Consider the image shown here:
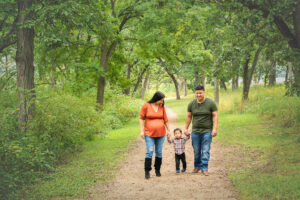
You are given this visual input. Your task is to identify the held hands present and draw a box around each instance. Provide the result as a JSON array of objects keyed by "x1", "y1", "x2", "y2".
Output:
[
  {"x1": 167, "y1": 130, "x2": 171, "y2": 139},
  {"x1": 184, "y1": 129, "x2": 190, "y2": 137}
]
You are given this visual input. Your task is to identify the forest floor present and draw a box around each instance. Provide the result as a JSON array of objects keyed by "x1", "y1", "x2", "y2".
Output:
[{"x1": 89, "y1": 107, "x2": 238, "y2": 200}]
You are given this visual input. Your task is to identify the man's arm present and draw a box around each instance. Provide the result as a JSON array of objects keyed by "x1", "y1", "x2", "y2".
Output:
[
  {"x1": 212, "y1": 111, "x2": 218, "y2": 137},
  {"x1": 184, "y1": 112, "x2": 192, "y2": 136}
]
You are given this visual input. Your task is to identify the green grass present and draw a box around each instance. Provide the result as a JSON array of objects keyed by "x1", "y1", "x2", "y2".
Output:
[
  {"x1": 20, "y1": 85, "x2": 300, "y2": 200},
  {"x1": 166, "y1": 85, "x2": 300, "y2": 200},
  {"x1": 20, "y1": 119, "x2": 140, "y2": 200},
  {"x1": 220, "y1": 113, "x2": 300, "y2": 200}
]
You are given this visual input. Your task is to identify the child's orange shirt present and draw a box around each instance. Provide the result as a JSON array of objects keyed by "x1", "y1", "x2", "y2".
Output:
[{"x1": 140, "y1": 103, "x2": 168, "y2": 137}]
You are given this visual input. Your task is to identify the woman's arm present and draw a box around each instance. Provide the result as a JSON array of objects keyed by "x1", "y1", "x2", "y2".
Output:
[
  {"x1": 165, "y1": 121, "x2": 171, "y2": 138},
  {"x1": 139, "y1": 119, "x2": 145, "y2": 139}
]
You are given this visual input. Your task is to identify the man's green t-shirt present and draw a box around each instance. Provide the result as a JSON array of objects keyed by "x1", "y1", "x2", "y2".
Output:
[{"x1": 187, "y1": 98, "x2": 218, "y2": 134}]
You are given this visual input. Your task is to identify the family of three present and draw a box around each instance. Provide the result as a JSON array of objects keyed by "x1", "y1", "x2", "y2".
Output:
[{"x1": 139, "y1": 85, "x2": 218, "y2": 179}]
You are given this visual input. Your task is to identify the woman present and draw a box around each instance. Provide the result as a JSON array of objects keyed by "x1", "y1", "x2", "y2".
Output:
[{"x1": 140, "y1": 91, "x2": 170, "y2": 179}]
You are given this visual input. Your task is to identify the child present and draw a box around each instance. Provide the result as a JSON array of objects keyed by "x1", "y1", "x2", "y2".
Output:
[{"x1": 167, "y1": 128, "x2": 190, "y2": 174}]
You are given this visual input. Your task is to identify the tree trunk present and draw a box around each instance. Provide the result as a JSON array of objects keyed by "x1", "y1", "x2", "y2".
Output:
[
  {"x1": 235, "y1": 75, "x2": 239, "y2": 88},
  {"x1": 163, "y1": 65, "x2": 180, "y2": 100},
  {"x1": 51, "y1": 64, "x2": 56, "y2": 91},
  {"x1": 268, "y1": 59, "x2": 276, "y2": 86},
  {"x1": 220, "y1": 79, "x2": 227, "y2": 91},
  {"x1": 285, "y1": 65, "x2": 288, "y2": 83},
  {"x1": 242, "y1": 47, "x2": 262, "y2": 101},
  {"x1": 97, "y1": 42, "x2": 116, "y2": 110},
  {"x1": 202, "y1": 74, "x2": 206, "y2": 87},
  {"x1": 292, "y1": 0, "x2": 300, "y2": 95},
  {"x1": 213, "y1": 39, "x2": 219, "y2": 103},
  {"x1": 242, "y1": 58, "x2": 251, "y2": 101},
  {"x1": 288, "y1": 62, "x2": 293, "y2": 88},
  {"x1": 195, "y1": 71, "x2": 199, "y2": 87},
  {"x1": 140, "y1": 72, "x2": 149, "y2": 100},
  {"x1": 124, "y1": 60, "x2": 138, "y2": 95},
  {"x1": 16, "y1": 0, "x2": 35, "y2": 131},
  {"x1": 183, "y1": 79, "x2": 187, "y2": 96},
  {"x1": 132, "y1": 64, "x2": 149, "y2": 96},
  {"x1": 214, "y1": 78, "x2": 219, "y2": 104}
]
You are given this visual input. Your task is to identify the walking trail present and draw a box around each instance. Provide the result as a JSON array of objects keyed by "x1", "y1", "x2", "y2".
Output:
[{"x1": 90, "y1": 107, "x2": 237, "y2": 200}]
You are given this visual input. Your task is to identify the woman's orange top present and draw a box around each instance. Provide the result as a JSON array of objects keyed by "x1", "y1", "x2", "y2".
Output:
[{"x1": 140, "y1": 102, "x2": 168, "y2": 137}]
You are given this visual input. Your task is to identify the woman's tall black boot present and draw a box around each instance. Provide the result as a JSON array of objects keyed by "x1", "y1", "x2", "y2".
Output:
[
  {"x1": 154, "y1": 157, "x2": 162, "y2": 177},
  {"x1": 144, "y1": 158, "x2": 152, "y2": 179}
]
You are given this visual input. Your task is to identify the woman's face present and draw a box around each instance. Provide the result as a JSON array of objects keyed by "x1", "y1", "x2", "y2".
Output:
[{"x1": 154, "y1": 98, "x2": 164, "y2": 105}]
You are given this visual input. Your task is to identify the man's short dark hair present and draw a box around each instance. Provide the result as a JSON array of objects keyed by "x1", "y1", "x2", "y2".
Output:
[{"x1": 195, "y1": 85, "x2": 205, "y2": 91}]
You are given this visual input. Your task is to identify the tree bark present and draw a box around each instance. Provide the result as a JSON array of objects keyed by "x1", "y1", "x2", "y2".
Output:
[
  {"x1": 195, "y1": 71, "x2": 199, "y2": 87},
  {"x1": 140, "y1": 72, "x2": 149, "y2": 100},
  {"x1": 268, "y1": 59, "x2": 276, "y2": 86},
  {"x1": 202, "y1": 74, "x2": 206, "y2": 87},
  {"x1": 124, "y1": 60, "x2": 138, "y2": 95},
  {"x1": 16, "y1": 0, "x2": 35, "y2": 131},
  {"x1": 183, "y1": 79, "x2": 187, "y2": 96},
  {"x1": 132, "y1": 64, "x2": 149, "y2": 96},
  {"x1": 288, "y1": 62, "x2": 293, "y2": 88},
  {"x1": 242, "y1": 47, "x2": 262, "y2": 101},
  {"x1": 220, "y1": 79, "x2": 227, "y2": 91},
  {"x1": 97, "y1": 42, "x2": 116, "y2": 110},
  {"x1": 163, "y1": 65, "x2": 180, "y2": 100},
  {"x1": 214, "y1": 78, "x2": 219, "y2": 104},
  {"x1": 51, "y1": 64, "x2": 56, "y2": 91}
]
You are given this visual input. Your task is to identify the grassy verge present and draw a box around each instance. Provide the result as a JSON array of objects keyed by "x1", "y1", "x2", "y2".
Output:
[
  {"x1": 166, "y1": 86, "x2": 300, "y2": 200},
  {"x1": 20, "y1": 118, "x2": 140, "y2": 200},
  {"x1": 218, "y1": 113, "x2": 300, "y2": 200}
]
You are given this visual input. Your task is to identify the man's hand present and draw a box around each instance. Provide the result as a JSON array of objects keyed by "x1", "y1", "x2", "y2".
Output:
[
  {"x1": 140, "y1": 132, "x2": 145, "y2": 139},
  {"x1": 212, "y1": 129, "x2": 217, "y2": 137},
  {"x1": 184, "y1": 129, "x2": 190, "y2": 136}
]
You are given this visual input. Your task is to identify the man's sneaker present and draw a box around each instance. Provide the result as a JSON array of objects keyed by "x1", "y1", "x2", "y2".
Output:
[
  {"x1": 202, "y1": 170, "x2": 209, "y2": 176},
  {"x1": 176, "y1": 170, "x2": 180, "y2": 174},
  {"x1": 192, "y1": 168, "x2": 200, "y2": 173},
  {"x1": 181, "y1": 168, "x2": 186, "y2": 173}
]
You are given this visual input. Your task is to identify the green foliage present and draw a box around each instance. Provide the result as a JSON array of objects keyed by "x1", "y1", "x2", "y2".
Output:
[
  {"x1": 0, "y1": 88, "x2": 141, "y2": 199},
  {"x1": 101, "y1": 89, "x2": 143, "y2": 131},
  {"x1": 243, "y1": 85, "x2": 300, "y2": 128},
  {"x1": 32, "y1": 91, "x2": 103, "y2": 155},
  {"x1": 21, "y1": 119, "x2": 140, "y2": 199}
]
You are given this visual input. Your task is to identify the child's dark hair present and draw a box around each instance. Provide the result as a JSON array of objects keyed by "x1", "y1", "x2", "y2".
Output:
[
  {"x1": 148, "y1": 91, "x2": 165, "y2": 106},
  {"x1": 173, "y1": 128, "x2": 182, "y2": 134}
]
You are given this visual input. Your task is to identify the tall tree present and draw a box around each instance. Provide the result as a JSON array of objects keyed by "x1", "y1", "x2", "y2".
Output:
[{"x1": 16, "y1": 0, "x2": 35, "y2": 131}]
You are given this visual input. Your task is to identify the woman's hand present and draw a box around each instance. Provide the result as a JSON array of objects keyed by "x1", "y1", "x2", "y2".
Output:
[
  {"x1": 167, "y1": 130, "x2": 171, "y2": 139},
  {"x1": 140, "y1": 132, "x2": 145, "y2": 139}
]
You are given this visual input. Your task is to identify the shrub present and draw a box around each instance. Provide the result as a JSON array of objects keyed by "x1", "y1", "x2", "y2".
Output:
[{"x1": 0, "y1": 91, "x2": 102, "y2": 199}]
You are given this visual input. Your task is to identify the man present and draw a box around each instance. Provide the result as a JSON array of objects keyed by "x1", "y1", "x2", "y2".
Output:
[{"x1": 184, "y1": 85, "x2": 218, "y2": 176}]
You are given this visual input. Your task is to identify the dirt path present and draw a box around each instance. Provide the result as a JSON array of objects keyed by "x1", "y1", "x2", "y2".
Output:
[{"x1": 90, "y1": 107, "x2": 237, "y2": 200}]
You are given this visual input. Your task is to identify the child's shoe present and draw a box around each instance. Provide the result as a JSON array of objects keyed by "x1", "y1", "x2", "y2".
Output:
[
  {"x1": 176, "y1": 170, "x2": 180, "y2": 174},
  {"x1": 181, "y1": 168, "x2": 186, "y2": 173}
]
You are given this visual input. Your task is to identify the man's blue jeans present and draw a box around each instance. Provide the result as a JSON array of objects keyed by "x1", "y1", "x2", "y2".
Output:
[
  {"x1": 191, "y1": 132, "x2": 212, "y2": 170},
  {"x1": 144, "y1": 135, "x2": 166, "y2": 158}
]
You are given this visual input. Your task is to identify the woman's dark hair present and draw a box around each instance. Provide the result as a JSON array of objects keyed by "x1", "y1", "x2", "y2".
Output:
[{"x1": 148, "y1": 91, "x2": 165, "y2": 106}]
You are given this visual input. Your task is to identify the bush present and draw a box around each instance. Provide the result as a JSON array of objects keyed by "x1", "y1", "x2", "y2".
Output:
[
  {"x1": 101, "y1": 91, "x2": 142, "y2": 132},
  {"x1": 0, "y1": 91, "x2": 103, "y2": 199},
  {"x1": 0, "y1": 88, "x2": 142, "y2": 199},
  {"x1": 245, "y1": 85, "x2": 300, "y2": 128}
]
